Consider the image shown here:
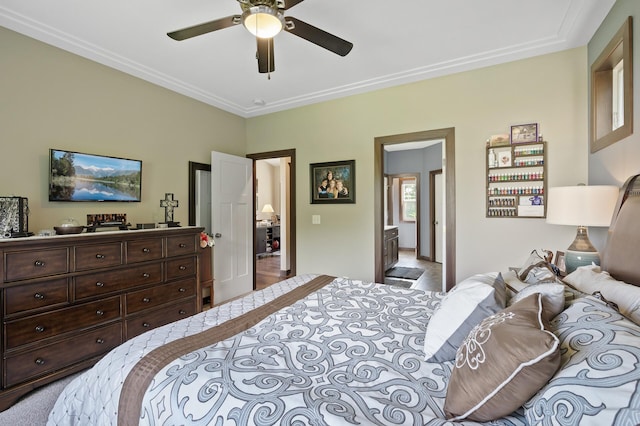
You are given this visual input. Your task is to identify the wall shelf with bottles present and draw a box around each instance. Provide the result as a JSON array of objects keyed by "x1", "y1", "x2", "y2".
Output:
[{"x1": 486, "y1": 141, "x2": 547, "y2": 218}]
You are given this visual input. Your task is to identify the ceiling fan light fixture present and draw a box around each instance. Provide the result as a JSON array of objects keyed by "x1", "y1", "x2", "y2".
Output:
[{"x1": 242, "y1": 6, "x2": 284, "y2": 38}]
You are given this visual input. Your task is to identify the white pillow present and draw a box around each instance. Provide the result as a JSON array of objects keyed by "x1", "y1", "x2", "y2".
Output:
[
  {"x1": 508, "y1": 282, "x2": 565, "y2": 321},
  {"x1": 564, "y1": 265, "x2": 640, "y2": 325},
  {"x1": 424, "y1": 273, "x2": 505, "y2": 362}
]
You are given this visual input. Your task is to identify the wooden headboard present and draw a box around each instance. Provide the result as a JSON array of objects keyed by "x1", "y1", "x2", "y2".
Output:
[{"x1": 601, "y1": 174, "x2": 640, "y2": 286}]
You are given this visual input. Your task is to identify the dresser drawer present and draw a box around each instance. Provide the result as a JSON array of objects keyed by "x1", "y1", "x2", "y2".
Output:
[
  {"x1": 126, "y1": 238, "x2": 164, "y2": 263},
  {"x1": 4, "y1": 278, "x2": 69, "y2": 316},
  {"x1": 126, "y1": 278, "x2": 196, "y2": 315},
  {"x1": 75, "y1": 242, "x2": 123, "y2": 271},
  {"x1": 4, "y1": 322, "x2": 122, "y2": 387},
  {"x1": 167, "y1": 235, "x2": 197, "y2": 257},
  {"x1": 4, "y1": 296, "x2": 121, "y2": 350},
  {"x1": 75, "y1": 263, "x2": 163, "y2": 300},
  {"x1": 166, "y1": 256, "x2": 197, "y2": 280},
  {"x1": 384, "y1": 227, "x2": 399, "y2": 239},
  {"x1": 126, "y1": 298, "x2": 196, "y2": 339},
  {"x1": 5, "y1": 248, "x2": 68, "y2": 281}
]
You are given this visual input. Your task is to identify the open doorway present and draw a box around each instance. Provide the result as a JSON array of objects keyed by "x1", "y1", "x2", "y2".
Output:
[
  {"x1": 374, "y1": 128, "x2": 456, "y2": 291},
  {"x1": 385, "y1": 173, "x2": 420, "y2": 258},
  {"x1": 247, "y1": 150, "x2": 296, "y2": 290}
]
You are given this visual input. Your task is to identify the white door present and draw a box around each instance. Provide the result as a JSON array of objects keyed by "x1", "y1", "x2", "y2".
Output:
[
  {"x1": 434, "y1": 172, "x2": 443, "y2": 263},
  {"x1": 211, "y1": 151, "x2": 253, "y2": 304}
]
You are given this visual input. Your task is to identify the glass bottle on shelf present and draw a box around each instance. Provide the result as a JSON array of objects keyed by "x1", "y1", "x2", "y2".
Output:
[{"x1": 488, "y1": 149, "x2": 497, "y2": 168}]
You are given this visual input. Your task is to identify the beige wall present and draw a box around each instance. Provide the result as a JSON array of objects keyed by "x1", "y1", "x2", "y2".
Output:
[
  {"x1": 247, "y1": 48, "x2": 589, "y2": 282},
  {"x1": 2, "y1": 25, "x2": 591, "y2": 284},
  {"x1": 255, "y1": 160, "x2": 280, "y2": 220},
  {"x1": 0, "y1": 27, "x2": 245, "y2": 232}
]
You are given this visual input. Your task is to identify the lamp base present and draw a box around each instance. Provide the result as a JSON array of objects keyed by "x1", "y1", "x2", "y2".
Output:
[
  {"x1": 565, "y1": 250, "x2": 600, "y2": 274},
  {"x1": 564, "y1": 226, "x2": 601, "y2": 274}
]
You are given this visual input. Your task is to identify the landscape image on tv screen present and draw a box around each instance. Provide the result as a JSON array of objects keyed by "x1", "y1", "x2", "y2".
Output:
[{"x1": 49, "y1": 149, "x2": 142, "y2": 202}]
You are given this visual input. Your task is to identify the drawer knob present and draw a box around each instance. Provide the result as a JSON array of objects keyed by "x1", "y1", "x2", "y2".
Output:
[
  {"x1": 34, "y1": 260, "x2": 46, "y2": 267},
  {"x1": 96, "y1": 254, "x2": 105, "y2": 259},
  {"x1": 96, "y1": 338, "x2": 105, "y2": 344},
  {"x1": 96, "y1": 282, "x2": 105, "y2": 287},
  {"x1": 179, "y1": 265, "x2": 187, "y2": 271},
  {"x1": 142, "y1": 248, "x2": 150, "y2": 253},
  {"x1": 96, "y1": 310, "x2": 104, "y2": 316},
  {"x1": 178, "y1": 287, "x2": 186, "y2": 293},
  {"x1": 142, "y1": 322, "x2": 150, "y2": 328},
  {"x1": 142, "y1": 273, "x2": 150, "y2": 278},
  {"x1": 34, "y1": 293, "x2": 45, "y2": 300},
  {"x1": 179, "y1": 310, "x2": 187, "y2": 315},
  {"x1": 179, "y1": 243, "x2": 187, "y2": 248},
  {"x1": 35, "y1": 325, "x2": 45, "y2": 333},
  {"x1": 142, "y1": 297, "x2": 151, "y2": 303},
  {"x1": 35, "y1": 358, "x2": 45, "y2": 366}
]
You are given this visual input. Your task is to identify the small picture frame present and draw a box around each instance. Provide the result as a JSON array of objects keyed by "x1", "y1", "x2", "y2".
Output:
[
  {"x1": 310, "y1": 160, "x2": 355, "y2": 204},
  {"x1": 489, "y1": 134, "x2": 510, "y2": 147},
  {"x1": 498, "y1": 150, "x2": 512, "y2": 167},
  {"x1": 511, "y1": 123, "x2": 538, "y2": 144},
  {"x1": 554, "y1": 251, "x2": 566, "y2": 274}
]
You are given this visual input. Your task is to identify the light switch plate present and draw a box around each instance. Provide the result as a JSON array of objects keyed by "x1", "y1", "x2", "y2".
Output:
[{"x1": 312, "y1": 215, "x2": 321, "y2": 225}]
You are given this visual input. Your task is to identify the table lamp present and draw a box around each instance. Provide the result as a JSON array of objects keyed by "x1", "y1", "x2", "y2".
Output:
[
  {"x1": 261, "y1": 204, "x2": 275, "y2": 223},
  {"x1": 546, "y1": 185, "x2": 618, "y2": 274}
]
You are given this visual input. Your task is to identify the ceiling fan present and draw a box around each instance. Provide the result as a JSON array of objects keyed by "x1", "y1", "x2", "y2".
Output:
[{"x1": 167, "y1": 0, "x2": 353, "y2": 75}]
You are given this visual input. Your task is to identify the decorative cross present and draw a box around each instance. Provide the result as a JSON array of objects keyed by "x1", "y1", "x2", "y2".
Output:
[{"x1": 160, "y1": 193, "x2": 179, "y2": 222}]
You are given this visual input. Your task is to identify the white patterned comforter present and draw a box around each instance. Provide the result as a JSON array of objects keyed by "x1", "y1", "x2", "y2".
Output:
[{"x1": 48, "y1": 275, "x2": 527, "y2": 425}]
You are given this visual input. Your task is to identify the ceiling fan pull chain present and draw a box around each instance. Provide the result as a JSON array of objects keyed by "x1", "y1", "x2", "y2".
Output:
[{"x1": 268, "y1": 38, "x2": 272, "y2": 80}]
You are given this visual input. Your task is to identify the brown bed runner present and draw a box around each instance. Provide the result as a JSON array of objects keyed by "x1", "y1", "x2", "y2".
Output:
[{"x1": 117, "y1": 274, "x2": 336, "y2": 425}]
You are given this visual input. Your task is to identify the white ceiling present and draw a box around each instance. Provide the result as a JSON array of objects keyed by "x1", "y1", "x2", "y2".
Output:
[{"x1": 0, "y1": 0, "x2": 615, "y2": 118}]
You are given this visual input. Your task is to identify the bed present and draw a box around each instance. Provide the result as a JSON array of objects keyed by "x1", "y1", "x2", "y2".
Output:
[{"x1": 48, "y1": 174, "x2": 640, "y2": 425}]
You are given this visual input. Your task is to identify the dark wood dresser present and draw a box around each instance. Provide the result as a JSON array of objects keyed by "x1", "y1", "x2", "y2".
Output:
[{"x1": 0, "y1": 226, "x2": 207, "y2": 410}]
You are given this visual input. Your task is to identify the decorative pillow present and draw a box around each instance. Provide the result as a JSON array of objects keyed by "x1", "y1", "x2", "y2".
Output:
[
  {"x1": 444, "y1": 293, "x2": 561, "y2": 422},
  {"x1": 423, "y1": 273, "x2": 506, "y2": 362},
  {"x1": 525, "y1": 295, "x2": 640, "y2": 425},
  {"x1": 508, "y1": 282, "x2": 565, "y2": 321},
  {"x1": 564, "y1": 265, "x2": 640, "y2": 325}
]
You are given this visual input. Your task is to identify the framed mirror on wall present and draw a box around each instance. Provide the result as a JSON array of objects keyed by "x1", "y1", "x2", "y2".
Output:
[
  {"x1": 591, "y1": 16, "x2": 633, "y2": 153},
  {"x1": 188, "y1": 161, "x2": 211, "y2": 233}
]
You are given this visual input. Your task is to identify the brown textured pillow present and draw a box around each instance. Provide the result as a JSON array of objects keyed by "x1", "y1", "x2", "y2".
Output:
[{"x1": 444, "y1": 293, "x2": 560, "y2": 421}]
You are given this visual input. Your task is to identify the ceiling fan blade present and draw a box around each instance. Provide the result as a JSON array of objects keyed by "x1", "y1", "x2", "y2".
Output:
[
  {"x1": 167, "y1": 15, "x2": 241, "y2": 41},
  {"x1": 285, "y1": 17, "x2": 353, "y2": 56},
  {"x1": 282, "y1": 0, "x2": 305, "y2": 10},
  {"x1": 257, "y1": 38, "x2": 275, "y2": 73}
]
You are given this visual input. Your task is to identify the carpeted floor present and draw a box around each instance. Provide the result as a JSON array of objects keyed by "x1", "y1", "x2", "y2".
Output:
[
  {"x1": 0, "y1": 372, "x2": 81, "y2": 425},
  {"x1": 385, "y1": 266, "x2": 425, "y2": 280}
]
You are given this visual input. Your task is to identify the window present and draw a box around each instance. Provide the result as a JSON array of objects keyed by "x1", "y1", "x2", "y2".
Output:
[
  {"x1": 612, "y1": 59, "x2": 624, "y2": 130},
  {"x1": 400, "y1": 178, "x2": 416, "y2": 222},
  {"x1": 590, "y1": 17, "x2": 633, "y2": 153}
]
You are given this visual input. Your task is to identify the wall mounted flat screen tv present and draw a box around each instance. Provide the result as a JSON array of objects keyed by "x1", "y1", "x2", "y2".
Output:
[{"x1": 49, "y1": 149, "x2": 142, "y2": 202}]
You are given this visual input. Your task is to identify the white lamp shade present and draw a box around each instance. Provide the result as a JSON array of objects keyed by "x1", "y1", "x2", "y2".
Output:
[
  {"x1": 546, "y1": 185, "x2": 619, "y2": 227},
  {"x1": 243, "y1": 7, "x2": 283, "y2": 38},
  {"x1": 261, "y1": 204, "x2": 275, "y2": 213}
]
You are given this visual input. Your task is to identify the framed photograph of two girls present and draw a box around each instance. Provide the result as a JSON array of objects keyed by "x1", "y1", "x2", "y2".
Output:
[{"x1": 310, "y1": 160, "x2": 355, "y2": 204}]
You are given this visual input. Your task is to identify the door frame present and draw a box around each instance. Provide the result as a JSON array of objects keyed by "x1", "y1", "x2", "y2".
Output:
[
  {"x1": 430, "y1": 169, "x2": 443, "y2": 262},
  {"x1": 247, "y1": 149, "x2": 297, "y2": 289},
  {"x1": 374, "y1": 128, "x2": 456, "y2": 290},
  {"x1": 188, "y1": 161, "x2": 211, "y2": 227}
]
